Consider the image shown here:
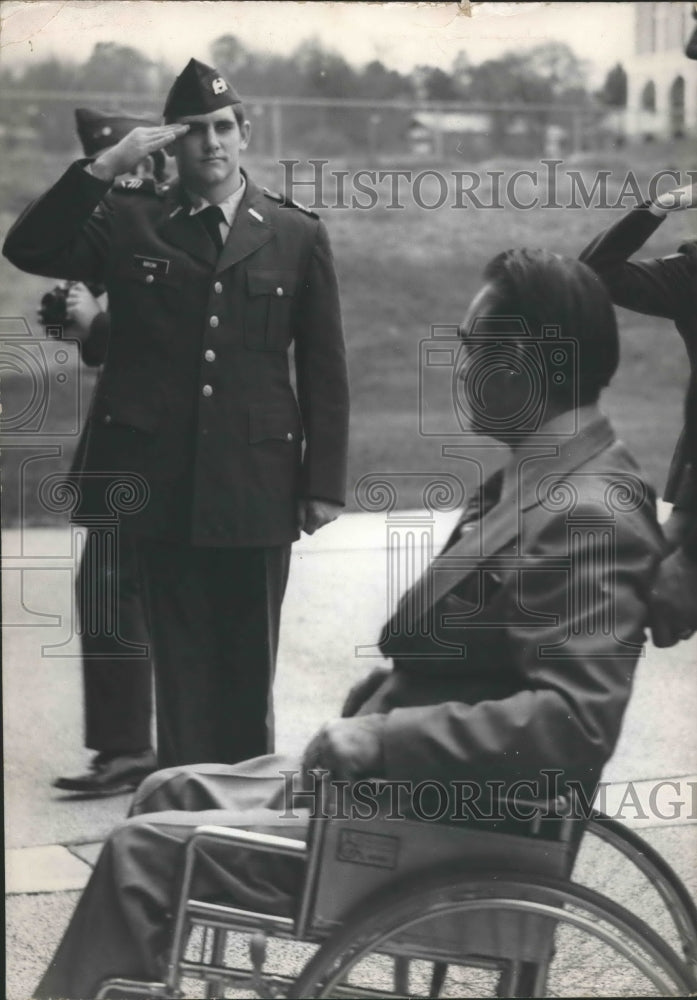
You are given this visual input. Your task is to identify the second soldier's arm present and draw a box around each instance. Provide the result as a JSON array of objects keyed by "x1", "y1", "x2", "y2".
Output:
[
  {"x1": 64, "y1": 283, "x2": 110, "y2": 367},
  {"x1": 80, "y1": 311, "x2": 111, "y2": 368},
  {"x1": 579, "y1": 183, "x2": 697, "y2": 321},
  {"x1": 581, "y1": 182, "x2": 697, "y2": 646}
]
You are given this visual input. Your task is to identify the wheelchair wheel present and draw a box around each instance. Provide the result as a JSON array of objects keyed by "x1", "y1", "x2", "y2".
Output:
[
  {"x1": 585, "y1": 811, "x2": 697, "y2": 966},
  {"x1": 290, "y1": 869, "x2": 696, "y2": 998}
]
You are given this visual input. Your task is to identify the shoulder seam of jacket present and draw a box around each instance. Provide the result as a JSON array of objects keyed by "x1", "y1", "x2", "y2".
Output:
[{"x1": 263, "y1": 188, "x2": 319, "y2": 219}]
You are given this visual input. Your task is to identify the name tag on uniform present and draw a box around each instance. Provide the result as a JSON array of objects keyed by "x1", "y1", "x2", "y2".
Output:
[{"x1": 133, "y1": 254, "x2": 170, "y2": 275}]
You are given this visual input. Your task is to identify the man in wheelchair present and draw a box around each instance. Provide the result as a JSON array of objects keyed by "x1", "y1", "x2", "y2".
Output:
[{"x1": 35, "y1": 250, "x2": 666, "y2": 999}]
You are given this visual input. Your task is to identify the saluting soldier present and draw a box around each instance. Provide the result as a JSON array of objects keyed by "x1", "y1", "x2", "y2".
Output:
[
  {"x1": 5, "y1": 58, "x2": 350, "y2": 768},
  {"x1": 580, "y1": 179, "x2": 697, "y2": 648},
  {"x1": 579, "y1": 11, "x2": 697, "y2": 650}
]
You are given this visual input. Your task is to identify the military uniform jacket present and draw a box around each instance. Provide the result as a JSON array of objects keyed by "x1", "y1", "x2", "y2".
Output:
[
  {"x1": 580, "y1": 205, "x2": 697, "y2": 556},
  {"x1": 356, "y1": 411, "x2": 664, "y2": 796},
  {"x1": 4, "y1": 163, "x2": 349, "y2": 547}
]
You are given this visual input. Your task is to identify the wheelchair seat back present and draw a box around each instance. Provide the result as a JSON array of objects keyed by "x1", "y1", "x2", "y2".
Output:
[{"x1": 304, "y1": 810, "x2": 575, "y2": 964}]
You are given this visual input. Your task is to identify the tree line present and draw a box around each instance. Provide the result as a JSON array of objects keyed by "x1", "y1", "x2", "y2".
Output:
[{"x1": 0, "y1": 34, "x2": 627, "y2": 150}]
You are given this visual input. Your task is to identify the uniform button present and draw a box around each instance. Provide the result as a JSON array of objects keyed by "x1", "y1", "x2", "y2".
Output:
[
  {"x1": 202, "y1": 384, "x2": 213, "y2": 397},
  {"x1": 204, "y1": 349, "x2": 216, "y2": 362},
  {"x1": 209, "y1": 315, "x2": 219, "y2": 328},
  {"x1": 145, "y1": 274, "x2": 154, "y2": 284},
  {"x1": 214, "y1": 281, "x2": 223, "y2": 294},
  {"x1": 276, "y1": 286, "x2": 284, "y2": 297},
  {"x1": 286, "y1": 431, "x2": 294, "y2": 441},
  {"x1": 104, "y1": 414, "x2": 112, "y2": 424}
]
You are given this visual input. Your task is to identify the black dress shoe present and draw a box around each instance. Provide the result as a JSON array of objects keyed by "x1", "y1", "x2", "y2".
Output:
[{"x1": 53, "y1": 749, "x2": 157, "y2": 796}]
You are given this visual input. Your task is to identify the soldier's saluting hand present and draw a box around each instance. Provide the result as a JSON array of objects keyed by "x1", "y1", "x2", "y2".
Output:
[{"x1": 88, "y1": 123, "x2": 188, "y2": 182}]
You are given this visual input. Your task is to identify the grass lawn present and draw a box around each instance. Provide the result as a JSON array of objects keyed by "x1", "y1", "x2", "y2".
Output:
[{"x1": 1, "y1": 141, "x2": 694, "y2": 523}]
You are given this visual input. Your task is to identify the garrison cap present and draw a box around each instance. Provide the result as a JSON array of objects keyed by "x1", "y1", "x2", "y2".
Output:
[
  {"x1": 75, "y1": 108, "x2": 158, "y2": 156},
  {"x1": 163, "y1": 58, "x2": 242, "y2": 121}
]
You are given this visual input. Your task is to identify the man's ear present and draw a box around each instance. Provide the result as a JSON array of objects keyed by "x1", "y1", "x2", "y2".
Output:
[{"x1": 240, "y1": 120, "x2": 252, "y2": 151}]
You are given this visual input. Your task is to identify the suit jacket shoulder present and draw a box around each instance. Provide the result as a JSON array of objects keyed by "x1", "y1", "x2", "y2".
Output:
[{"x1": 522, "y1": 438, "x2": 663, "y2": 555}]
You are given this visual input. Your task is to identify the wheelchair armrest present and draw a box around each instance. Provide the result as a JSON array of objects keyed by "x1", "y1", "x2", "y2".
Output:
[
  {"x1": 166, "y1": 825, "x2": 309, "y2": 970},
  {"x1": 188, "y1": 825, "x2": 307, "y2": 859},
  {"x1": 162, "y1": 826, "x2": 307, "y2": 985}
]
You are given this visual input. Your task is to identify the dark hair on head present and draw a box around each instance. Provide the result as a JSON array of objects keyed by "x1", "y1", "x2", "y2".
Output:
[
  {"x1": 164, "y1": 103, "x2": 246, "y2": 129},
  {"x1": 481, "y1": 248, "x2": 619, "y2": 406}
]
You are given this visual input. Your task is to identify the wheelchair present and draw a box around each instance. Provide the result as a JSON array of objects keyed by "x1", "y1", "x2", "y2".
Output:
[{"x1": 97, "y1": 787, "x2": 697, "y2": 998}]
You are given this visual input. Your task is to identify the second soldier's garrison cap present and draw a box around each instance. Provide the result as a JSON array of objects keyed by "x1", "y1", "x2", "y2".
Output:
[
  {"x1": 163, "y1": 58, "x2": 242, "y2": 121},
  {"x1": 75, "y1": 108, "x2": 158, "y2": 156}
]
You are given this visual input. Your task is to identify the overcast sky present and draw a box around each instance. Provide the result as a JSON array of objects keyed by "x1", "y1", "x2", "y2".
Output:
[{"x1": 1, "y1": 1, "x2": 635, "y2": 84}]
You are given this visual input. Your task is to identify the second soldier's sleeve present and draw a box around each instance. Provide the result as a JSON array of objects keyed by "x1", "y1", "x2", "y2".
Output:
[
  {"x1": 580, "y1": 203, "x2": 694, "y2": 321},
  {"x1": 80, "y1": 310, "x2": 111, "y2": 368}
]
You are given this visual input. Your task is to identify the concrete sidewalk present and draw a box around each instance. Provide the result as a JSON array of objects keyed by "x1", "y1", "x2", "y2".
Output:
[{"x1": 4, "y1": 517, "x2": 697, "y2": 998}]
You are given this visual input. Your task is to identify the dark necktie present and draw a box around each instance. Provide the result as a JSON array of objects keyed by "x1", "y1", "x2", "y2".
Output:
[
  {"x1": 443, "y1": 468, "x2": 505, "y2": 552},
  {"x1": 198, "y1": 205, "x2": 225, "y2": 253}
]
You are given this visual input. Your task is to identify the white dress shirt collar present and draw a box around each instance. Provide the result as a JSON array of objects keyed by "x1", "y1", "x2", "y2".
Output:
[{"x1": 186, "y1": 175, "x2": 247, "y2": 228}]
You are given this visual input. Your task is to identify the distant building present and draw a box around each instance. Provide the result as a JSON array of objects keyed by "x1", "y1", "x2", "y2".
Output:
[
  {"x1": 406, "y1": 111, "x2": 566, "y2": 159},
  {"x1": 407, "y1": 111, "x2": 491, "y2": 156},
  {"x1": 623, "y1": 1, "x2": 696, "y2": 139}
]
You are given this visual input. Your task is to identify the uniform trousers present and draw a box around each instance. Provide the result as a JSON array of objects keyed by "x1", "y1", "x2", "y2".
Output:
[
  {"x1": 34, "y1": 755, "x2": 308, "y2": 1000},
  {"x1": 135, "y1": 540, "x2": 292, "y2": 768},
  {"x1": 78, "y1": 529, "x2": 153, "y2": 754}
]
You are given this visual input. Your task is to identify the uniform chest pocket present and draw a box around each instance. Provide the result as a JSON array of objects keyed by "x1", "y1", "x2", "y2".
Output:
[{"x1": 245, "y1": 269, "x2": 297, "y2": 350}]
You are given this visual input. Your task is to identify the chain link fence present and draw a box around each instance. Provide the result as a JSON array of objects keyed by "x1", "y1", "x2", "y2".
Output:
[{"x1": 0, "y1": 90, "x2": 617, "y2": 163}]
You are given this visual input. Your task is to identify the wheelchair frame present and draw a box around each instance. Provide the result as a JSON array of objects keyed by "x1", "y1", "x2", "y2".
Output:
[{"x1": 97, "y1": 802, "x2": 697, "y2": 999}]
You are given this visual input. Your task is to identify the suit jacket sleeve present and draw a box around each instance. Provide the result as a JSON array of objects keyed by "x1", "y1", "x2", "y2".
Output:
[
  {"x1": 293, "y1": 218, "x2": 349, "y2": 505},
  {"x1": 381, "y1": 502, "x2": 660, "y2": 787},
  {"x1": 79, "y1": 310, "x2": 111, "y2": 368},
  {"x1": 579, "y1": 204, "x2": 694, "y2": 321},
  {"x1": 3, "y1": 160, "x2": 113, "y2": 284}
]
